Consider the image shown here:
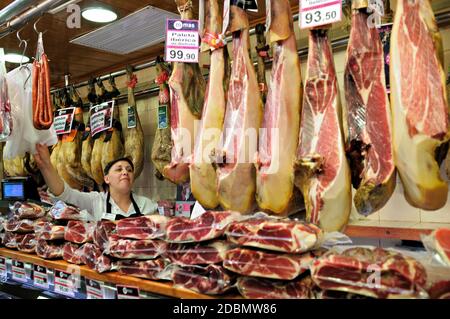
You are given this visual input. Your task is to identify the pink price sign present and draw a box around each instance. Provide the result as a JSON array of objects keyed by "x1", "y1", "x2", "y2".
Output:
[{"x1": 299, "y1": 0, "x2": 342, "y2": 29}]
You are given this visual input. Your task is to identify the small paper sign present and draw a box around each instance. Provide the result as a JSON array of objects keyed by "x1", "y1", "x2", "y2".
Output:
[
  {"x1": 54, "y1": 269, "x2": 79, "y2": 297},
  {"x1": 158, "y1": 105, "x2": 169, "y2": 129},
  {"x1": 127, "y1": 106, "x2": 137, "y2": 129},
  {"x1": 0, "y1": 257, "x2": 7, "y2": 282},
  {"x1": 117, "y1": 285, "x2": 140, "y2": 299},
  {"x1": 11, "y1": 260, "x2": 27, "y2": 283},
  {"x1": 33, "y1": 265, "x2": 49, "y2": 289},
  {"x1": 299, "y1": 0, "x2": 342, "y2": 29},
  {"x1": 165, "y1": 19, "x2": 199, "y2": 63},
  {"x1": 86, "y1": 279, "x2": 105, "y2": 299},
  {"x1": 90, "y1": 101, "x2": 115, "y2": 137},
  {"x1": 54, "y1": 107, "x2": 76, "y2": 135}
]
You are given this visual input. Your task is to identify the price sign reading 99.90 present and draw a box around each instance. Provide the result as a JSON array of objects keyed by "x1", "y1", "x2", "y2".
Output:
[
  {"x1": 299, "y1": 0, "x2": 342, "y2": 29},
  {"x1": 165, "y1": 19, "x2": 199, "y2": 63}
]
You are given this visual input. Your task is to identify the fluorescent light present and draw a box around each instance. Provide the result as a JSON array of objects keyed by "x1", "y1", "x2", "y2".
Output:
[
  {"x1": 82, "y1": 7, "x2": 117, "y2": 23},
  {"x1": 3, "y1": 53, "x2": 30, "y2": 64}
]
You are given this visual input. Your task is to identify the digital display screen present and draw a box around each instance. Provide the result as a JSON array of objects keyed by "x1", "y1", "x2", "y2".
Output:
[{"x1": 3, "y1": 182, "x2": 25, "y2": 199}]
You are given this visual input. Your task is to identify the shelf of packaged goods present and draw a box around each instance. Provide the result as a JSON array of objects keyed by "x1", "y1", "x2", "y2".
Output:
[
  {"x1": 0, "y1": 248, "x2": 239, "y2": 299},
  {"x1": 344, "y1": 220, "x2": 450, "y2": 241}
]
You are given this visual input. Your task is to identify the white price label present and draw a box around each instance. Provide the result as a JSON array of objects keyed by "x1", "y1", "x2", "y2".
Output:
[
  {"x1": 33, "y1": 265, "x2": 49, "y2": 289},
  {"x1": 53, "y1": 107, "x2": 75, "y2": 135},
  {"x1": 11, "y1": 260, "x2": 27, "y2": 283},
  {"x1": 54, "y1": 270, "x2": 77, "y2": 297},
  {"x1": 117, "y1": 285, "x2": 140, "y2": 299},
  {"x1": 89, "y1": 101, "x2": 115, "y2": 137},
  {"x1": 165, "y1": 19, "x2": 199, "y2": 63},
  {"x1": 0, "y1": 258, "x2": 7, "y2": 282},
  {"x1": 86, "y1": 279, "x2": 105, "y2": 299},
  {"x1": 300, "y1": 0, "x2": 342, "y2": 29}
]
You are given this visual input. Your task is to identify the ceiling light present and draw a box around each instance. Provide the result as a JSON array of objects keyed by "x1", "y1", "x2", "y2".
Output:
[
  {"x1": 82, "y1": 8, "x2": 117, "y2": 23},
  {"x1": 3, "y1": 53, "x2": 30, "y2": 64}
]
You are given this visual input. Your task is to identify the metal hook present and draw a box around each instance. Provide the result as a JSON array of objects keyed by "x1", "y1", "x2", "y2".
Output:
[{"x1": 33, "y1": 17, "x2": 47, "y2": 35}]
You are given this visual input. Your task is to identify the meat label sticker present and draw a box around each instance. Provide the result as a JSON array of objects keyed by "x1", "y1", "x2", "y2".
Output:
[
  {"x1": 54, "y1": 269, "x2": 79, "y2": 297},
  {"x1": 116, "y1": 285, "x2": 140, "y2": 299},
  {"x1": 86, "y1": 279, "x2": 105, "y2": 299},
  {"x1": 0, "y1": 257, "x2": 7, "y2": 282},
  {"x1": 127, "y1": 106, "x2": 137, "y2": 129},
  {"x1": 165, "y1": 19, "x2": 199, "y2": 63},
  {"x1": 158, "y1": 105, "x2": 169, "y2": 129},
  {"x1": 90, "y1": 100, "x2": 115, "y2": 137},
  {"x1": 33, "y1": 265, "x2": 49, "y2": 290},
  {"x1": 299, "y1": 0, "x2": 342, "y2": 29},
  {"x1": 53, "y1": 107, "x2": 76, "y2": 135},
  {"x1": 11, "y1": 260, "x2": 27, "y2": 283}
]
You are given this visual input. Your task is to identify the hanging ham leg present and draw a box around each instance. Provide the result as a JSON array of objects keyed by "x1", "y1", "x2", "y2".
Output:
[
  {"x1": 295, "y1": 29, "x2": 351, "y2": 232},
  {"x1": 190, "y1": 0, "x2": 230, "y2": 209},
  {"x1": 390, "y1": 0, "x2": 449, "y2": 210},
  {"x1": 343, "y1": 2, "x2": 396, "y2": 216},
  {"x1": 101, "y1": 104, "x2": 124, "y2": 174},
  {"x1": 256, "y1": 0, "x2": 302, "y2": 214},
  {"x1": 216, "y1": 5, "x2": 263, "y2": 213},
  {"x1": 163, "y1": 0, "x2": 206, "y2": 184}
]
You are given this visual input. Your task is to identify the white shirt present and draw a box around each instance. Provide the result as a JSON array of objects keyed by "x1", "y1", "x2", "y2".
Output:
[{"x1": 49, "y1": 183, "x2": 158, "y2": 221}]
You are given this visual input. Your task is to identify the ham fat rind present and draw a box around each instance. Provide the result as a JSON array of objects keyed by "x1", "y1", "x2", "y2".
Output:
[
  {"x1": 295, "y1": 29, "x2": 351, "y2": 232},
  {"x1": 344, "y1": 4, "x2": 396, "y2": 216},
  {"x1": 390, "y1": 0, "x2": 449, "y2": 210},
  {"x1": 256, "y1": 0, "x2": 302, "y2": 214},
  {"x1": 216, "y1": 5, "x2": 263, "y2": 213},
  {"x1": 190, "y1": 0, "x2": 230, "y2": 208}
]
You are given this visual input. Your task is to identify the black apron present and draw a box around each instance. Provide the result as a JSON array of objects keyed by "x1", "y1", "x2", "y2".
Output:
[{"x1": 106, "y1": 192, "x2": 143, "y2": 221}]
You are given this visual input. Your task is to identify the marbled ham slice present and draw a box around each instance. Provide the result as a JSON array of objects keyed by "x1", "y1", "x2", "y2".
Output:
[
  {"x1": 105, "y1": 236, "x2": 167, "y2": 260},
  {"x1": 216, "y1": 6, "x2": 263, "y2": 213},
  {"x1": 295, "y1": 29, "x2": 351, "y2": 232},
  {"x1": 237, "y1": 276, "x2": 316, "y2": 299},
  {"x1": 116, "y1": 259, "x2": 167, "y2": 280},
  {"x1": 390, "y1": 0, "x2": 449, "y2": 210},
  {"x1": 256, "y1": 0, "x2": 302, "y2": 214},
  {"x1": 164, "y1": 241, "x2": 232, "y2": 265},
  {"x1": 344, "y1": 6, "x2": 396, "y2": 216},
  {"x1": 116, "y1": 215, "x2": 168, "y2": 240},
  {"x1": 190, "y1": 0, "x2": 229, "y2": 209}
]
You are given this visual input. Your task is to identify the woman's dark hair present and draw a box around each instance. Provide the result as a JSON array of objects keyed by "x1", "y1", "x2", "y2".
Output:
[{"x1": 103, "y1": 157, "x2": 134, "y2": 176}]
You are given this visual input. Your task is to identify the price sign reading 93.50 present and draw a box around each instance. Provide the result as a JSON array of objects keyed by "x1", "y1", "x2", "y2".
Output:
[
  {"x1": 299, "y1": 0, "x2": 342, "y2": 29},
  {"x1": 165, "y1": 19, "x2": 199, "y2": 63}
]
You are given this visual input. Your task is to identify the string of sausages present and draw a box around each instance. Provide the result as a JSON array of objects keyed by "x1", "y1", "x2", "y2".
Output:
[{"x1": 32, "y1": 53, "x2": 54, "y2": 130}]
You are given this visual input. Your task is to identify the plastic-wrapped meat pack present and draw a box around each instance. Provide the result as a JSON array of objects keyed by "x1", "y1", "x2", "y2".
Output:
[
  {"x1": 428, "y1": 281, "x2": 450, "y2": 299},
  {"x1": 172, "y1": 264, "x2": 235, "y2": 295},
  {"x1": 64, "y1": 221, "x2": 95, "y2": 244},
  {"x1": 80, "y1": 243, "x2": 102, "y2": 269},
  {"x1": 226, "y1": 217, "x2": 323, "y2": 253},
  {"x1": 237, "y1": 276, "x2": 317, "y2": 299},
  {"x1": 49, "y1": 201, "x2": 91, "y2": 221},
  {"x1": 116, "y1": 215, "x2": 168, "y2": 240},
  {"x1": 17, "y1": 234, "x2": 37, "y2": 253},
  {"x1": 93, "y1": 221, "x2": 117, "y2": 251},
  {"x1": 105, "y1": 236, "x2": 167, "y2": 260},
  {"x1": 4, "y1": 217, "x2": 36, "y2": 233},
  {"x1": 0, "y1": 48, "x2": 12, "y2": 141},
  {"x1": 10, "y1": 202, "x2": 46, "y2": 220},
  {"x1": 63, "y1": 242, "x2": 84, "y2": 265},
  {"x1": 95, "y1": 255, "x2": 113, "y2": 273},
  {"x1": 3, "y1": 232, "x2": 26, "y2": 249},
  {"x1": 422, "y1": 228, "x2": 450, "y2": 266},
  {"x1": 164, "y1": 241, "x2": 233, "y2": 266},
  {"x1": 166, "y1": 211, "x2": 241, "y2": 243},
  {"x1": 310, "y1": 247, "x2": 428, "y2": 299},
  {"x1": 223, "y1": 248, "x2": 318, "y2": 280},
  {"x1": 36, "y1": 239, "x2": 64, "y2": 259},
  {"x1": 115, "y1": 259, "x2": 167, "y2": 280},
  {"x1": 34, "y1": 222, "x2": 65, "y2": 240}
]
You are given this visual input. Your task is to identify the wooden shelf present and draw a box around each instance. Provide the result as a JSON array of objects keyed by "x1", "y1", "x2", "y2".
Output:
[
  {"x1": 344, "y1": 220, "x2": 450, "y2": 241},
  {"x1": 0, "y1": 248, "x2": 239, "y2": 299}
]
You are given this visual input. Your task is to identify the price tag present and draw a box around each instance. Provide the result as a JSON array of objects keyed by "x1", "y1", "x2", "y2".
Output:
[
  {"x1": 90, "y1": 101, "x2": 115, "y2": 137},
  {"x1": 54, "y1": 270, "x2": 79, "y2": 297},
  {"x1": 158, "y1": 105, "x2": 169, "y2": 129},
  {"x1": 127, "y1": 106, "x2": 137, "y2": 129},
  {"x1": 11, "y1": 260, "x2": 27, "y2": 283},
  {"x1": 86, "y1": 279, "x2": 105, "y2": 299},
  {"x1": 165, "y1": 19, "x2": 199, "y2": 63},
  {"x1": 116, "y1": 285, "x2": 140, "y2": 299},
  {"x1": 33, "y1": 265, "x2": 49, "y2": 289},
  {"x1": 299, "y1": 0, "x2": 342, "y2": 29},
  {"x1": 53, "y1": 107, "x2": 75, "y2": 135},
  {"x1": 0, "y1": 257, "x2": 7, "y2": 282}
]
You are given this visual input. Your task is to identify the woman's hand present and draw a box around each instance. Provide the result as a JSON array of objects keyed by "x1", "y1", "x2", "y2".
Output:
[{"x1": 34, "y1": 143, "x2": 52, "y2": 171}]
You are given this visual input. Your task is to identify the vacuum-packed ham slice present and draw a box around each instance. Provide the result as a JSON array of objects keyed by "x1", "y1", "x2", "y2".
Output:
[
  {"x1": 116, "y1": 215, "x2": 168, "y2": 240},
  {"x1": 237, "y1": 276, "x2": 317, "y2": 299},
  {"x1": 34, "y1": 222, "x2": 65, "y2": 241},
  {"x1": 344, "y1": 2, "x2": 396, "y2": 216},
  {"x1": 105, "y1": 236, "x2": 167, "y2": 260},
  {"x1": 163, "y1": 0, "x2": 205, "y2": 184},
  {"x1": 36, "y1": 240, "x2": 64, "y2": 259},
  {"x1": 294, "y1": 29, "x2": 351, "y2": 232},
  {"x1": 50, "y1": 201, "x2": 89, "y2": 221},
  {"x1": 165, "y1": 211, "x2": 241, "y2": 243},
  {"x1": 223, "y1": 248, "x2": 316, "y2": 280},
  {"x1": 64, "y1": 221, "x2": 95, "y2": 244},
  {"x1": 63, "y1": 242, "x2": 84, "y2": 265},
  {"x1": 311, "y1": 247, "x2": 428, "y2": 298},
  {"x1": 216, "y1": 5, "x2": 263, "y2": 213},
  {"x1": 172, "y1": 264, "x2": 235, "y2": 295},
  {"x1": 93, "y1": 220, "x2": 116, "y2": 251},
  {"x1": 164, "y1": 241, "x2": 232, "y2": 265},
  {"x1": 80, "y1": 243, "x2": 102, "y2": 270},
  {"x1": 190, "y1": 0, "x2": 230, "y2": 209},
  {"x1": 3, "y1": 232, "x2": 26, "y2": 249},
  {"x1": 10, "y1": 202, "x2": 46, "y2": 220},
  {"x1": 17, "y1": 234, "x2": 37, "y2": 253},
  {"x1": 115, "y1": 259, "x2": 167, "y2": 280},
  {"x1": 256, "y1": 0, "x2": 302, "y2": 214},
  {"x1": 225, "y1": 217, "x2": 322, "y2": 254},
  {"x1": 5, "y1": 217, "x2": 36, "y2": 233},
  {"x1": 390, "y1": 0, "x2": 449, "y2": 210}
]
